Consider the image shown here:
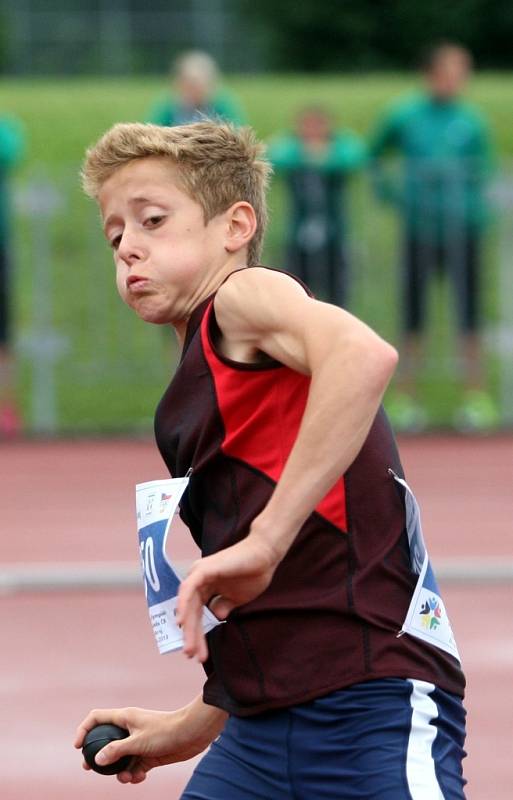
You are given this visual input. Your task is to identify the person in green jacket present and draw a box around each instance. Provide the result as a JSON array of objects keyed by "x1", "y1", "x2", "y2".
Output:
[
  {"x1": 268, "y1": 106, "x2": 365, "y2": 308},
  {"x1": 0, "y1": 114, "x2": 24, "y2": 437},
  {"x1": 148, "y1": 51, "x2": 244, "y2": 128},
  {"x1": 369, "y1": 43, "x2": 496, "y2": 431}
]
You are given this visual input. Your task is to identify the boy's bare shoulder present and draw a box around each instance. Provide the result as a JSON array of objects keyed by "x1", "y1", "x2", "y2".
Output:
[
  {"x1": 215, "y1": 268, "x2": 308, "y2": 335},
  {"x1": 212, "y1": 268, "x2": 312, "y2": 363},
  {"x1": 216, "y1": 267, "x2": 306, "y2": 310}
]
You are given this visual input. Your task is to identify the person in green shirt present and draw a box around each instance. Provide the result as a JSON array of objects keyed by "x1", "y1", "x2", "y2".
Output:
[
  {"x1": 0, "y1": 114, "x2": 24, "y2": 437},
  {"x1": 148, "y1": 50, "x2": 244, "y2": 128},
  {"x1": 268, "y1": 106, "x2": 365, "y2": 308},
  {"x1": 369, "y1": 43, "x2": 496, "y2": 431}
]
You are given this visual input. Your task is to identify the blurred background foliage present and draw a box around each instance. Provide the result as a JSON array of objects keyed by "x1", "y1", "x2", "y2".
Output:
[
  {"x1": 239, "y1": 0, "x2": 513, "y2": 71},
  {"x1": 3, "y1": 1, "x2": 513, "y2": 76}
]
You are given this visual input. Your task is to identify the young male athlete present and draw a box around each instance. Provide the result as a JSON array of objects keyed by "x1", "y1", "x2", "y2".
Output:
[{"x1": 74, "y1": 121, "x2": 467, "y2": 798}]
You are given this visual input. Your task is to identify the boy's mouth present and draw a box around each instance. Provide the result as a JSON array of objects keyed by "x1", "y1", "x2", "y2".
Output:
[{"x1": 126, "y1": 274, "x2": 149, "y2": 290}]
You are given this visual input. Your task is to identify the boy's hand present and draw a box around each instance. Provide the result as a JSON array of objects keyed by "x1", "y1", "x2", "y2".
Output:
[
  {"x1": 176, "y1": 532, "x2": 280, "y2": 662},
  {"x1": 74, "y1": 701, "x2": 226, "y2": 784}
]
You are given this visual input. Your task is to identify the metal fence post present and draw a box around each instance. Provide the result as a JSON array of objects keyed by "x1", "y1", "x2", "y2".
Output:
[{"x1": 16, "y1": 176, "x2": 68, "y2": 434}]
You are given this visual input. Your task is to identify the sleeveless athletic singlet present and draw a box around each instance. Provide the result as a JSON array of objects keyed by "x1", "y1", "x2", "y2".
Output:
[{"x1": 154, "y1": 270, "x2": 465, "y2": 716}]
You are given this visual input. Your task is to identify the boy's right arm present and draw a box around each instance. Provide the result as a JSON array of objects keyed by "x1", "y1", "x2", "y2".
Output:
[{"x1": 74, "y1": 694, "x2": 228, "y2": 785}]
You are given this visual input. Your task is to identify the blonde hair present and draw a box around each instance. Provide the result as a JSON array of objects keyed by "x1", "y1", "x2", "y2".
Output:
[{"x1": 82, "y1": 121, "x2": 272, "y2": 265}]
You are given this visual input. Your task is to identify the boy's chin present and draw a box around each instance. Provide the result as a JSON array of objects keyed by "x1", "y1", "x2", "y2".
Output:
[
  {"x1": 131, "y1": 302, "x2": 172, "y2": 326},
  {"x1": 136, "y1": 309, "x2": 172, "y2": 325}
]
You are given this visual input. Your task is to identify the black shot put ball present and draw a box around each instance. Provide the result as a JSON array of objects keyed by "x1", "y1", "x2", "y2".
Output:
[{"x1": 82, "y1": 723, "x2": 132, "y2": 776}]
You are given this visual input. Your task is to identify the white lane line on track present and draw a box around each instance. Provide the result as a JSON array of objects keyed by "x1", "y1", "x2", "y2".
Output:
[{"x1": 1, "y1": 558, "x2": 513, "y2": 593}]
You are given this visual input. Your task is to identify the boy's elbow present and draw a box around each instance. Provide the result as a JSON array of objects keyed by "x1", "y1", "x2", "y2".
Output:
[
  {"x1": 372, "y1": 340, "x2": 399, "y2": 392},
  {"x1": 327, "y1": 319, "x2": 398, "y2": 394},
  {"x1": 383, "y1": 341, "x2": 399, "y2": 375},
  {"x1": 355, "y1": 336, "x2": 398, "y2": 396}
]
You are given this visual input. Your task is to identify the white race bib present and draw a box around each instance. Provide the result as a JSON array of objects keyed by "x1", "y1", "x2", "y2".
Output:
[
  {"x1": 391, "y1": 471, "x2": 461, "y2": 662},
  {"x1": 135, "y1": 477, "x2": 220, "y2": 654}
]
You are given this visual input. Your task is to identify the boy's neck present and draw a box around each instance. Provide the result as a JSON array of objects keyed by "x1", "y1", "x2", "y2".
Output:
[{"x1": 173, "y1": 257, "x2": 248, "y2": 346}]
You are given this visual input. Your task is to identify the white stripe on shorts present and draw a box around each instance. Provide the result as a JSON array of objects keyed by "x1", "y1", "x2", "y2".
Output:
[{"x1": 406, "y1": 678, "x2": 445, "y2": 800}]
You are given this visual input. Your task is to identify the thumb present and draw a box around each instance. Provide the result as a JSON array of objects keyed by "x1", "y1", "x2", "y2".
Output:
[
  {"x1": 95, "y1": 738, "x2": 132, "y2": 767},
  {"x1": 209, "y1": 595, "x2": 235, "y2": 621}
]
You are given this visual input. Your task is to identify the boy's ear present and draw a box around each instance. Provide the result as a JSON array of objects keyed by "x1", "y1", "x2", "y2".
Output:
[{"x1": 224, "y1": 202, "x2": 257, "y2": 255}]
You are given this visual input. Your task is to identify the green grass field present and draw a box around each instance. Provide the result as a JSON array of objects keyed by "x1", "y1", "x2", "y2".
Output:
[{"x1": 2, "y1": 73, "x2": 511, "y2": 432}]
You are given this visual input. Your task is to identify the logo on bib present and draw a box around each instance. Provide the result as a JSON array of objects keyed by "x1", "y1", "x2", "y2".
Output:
[
  {"x1": 390, "y1": 470, "x2": 461, "y2": 663},
  {"x1": 419, "y1": 596, "x2": 442, "y2": 631}
]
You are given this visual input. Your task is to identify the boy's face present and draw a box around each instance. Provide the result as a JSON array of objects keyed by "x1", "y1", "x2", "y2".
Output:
[{"x1": 99, "y1": 157, "x2": 227, "y2": 326}]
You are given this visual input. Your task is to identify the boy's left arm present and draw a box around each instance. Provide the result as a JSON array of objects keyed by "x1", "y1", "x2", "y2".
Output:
[{"x1": 177, "y1": 268, "x2": 398, "y2": 661}]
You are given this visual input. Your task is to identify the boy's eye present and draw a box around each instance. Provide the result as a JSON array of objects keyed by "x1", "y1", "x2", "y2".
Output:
[
  {"x1": 145, "y1": 215, "x2": 165, "y2": 227},
  {"x1": 110, "y1": 234, "x2": 122, "y2": 250}
]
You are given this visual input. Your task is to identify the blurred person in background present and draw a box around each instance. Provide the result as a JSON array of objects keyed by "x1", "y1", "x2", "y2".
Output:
[
  {"x1": 0, "y1": 114, "x2": 24, "y2": 437},
  {"x1": 148, "y1": 50, "x2": 244, "y2": 127},
  {"x1": 268, "y1": 106, "x2": 365, "y2": 307},
  {"x1": 369, "y1": 43, "x2": 496, "y2": 431}
]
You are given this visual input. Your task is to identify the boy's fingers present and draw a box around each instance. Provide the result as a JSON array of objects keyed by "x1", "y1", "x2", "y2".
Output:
[
  {"x1": 181, "y1": 591, "x2": 206, "y2": 660},
  {"x1": 118, "y1": 772, "x2": 146, "y2": 785},
  {"x1": 74, "y1": 708, "x2": 133, "y2": 749},
  {"x1": 177, "y1": 560, "x2": 221, "y2": 661},
  {"x1": 177, "y1": 564, "x2": 211, "y2": 615},
  {"x1": 177, "y1": 571, "x2": 207, "y2": 626},
  {"x1": 178, "y1": 576, "x2": 210, "y2": 661},
  {"x1": 117, "y1": 769, "x2": 147, "y2": 785},
  {"x1": 196, "y1": 625, "x2": 208, "y2": 663},
  {"x1": 74, "y1": 709, "x2": 123, "y2": 748}
]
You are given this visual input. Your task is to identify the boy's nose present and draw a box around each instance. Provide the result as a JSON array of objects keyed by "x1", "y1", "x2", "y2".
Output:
[{"x1": 118, "y1": 232, "x2": 145, "y2": 265}]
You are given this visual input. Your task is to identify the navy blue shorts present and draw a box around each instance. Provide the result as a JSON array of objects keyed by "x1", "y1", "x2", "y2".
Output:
[{"x1": 182, "y1": 678, "x2": 466, "y2": 799}]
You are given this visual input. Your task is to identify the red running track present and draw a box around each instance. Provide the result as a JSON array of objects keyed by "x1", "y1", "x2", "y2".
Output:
[{"x1": 2, "y1": 436, "x2": 513, "y2": 799}]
